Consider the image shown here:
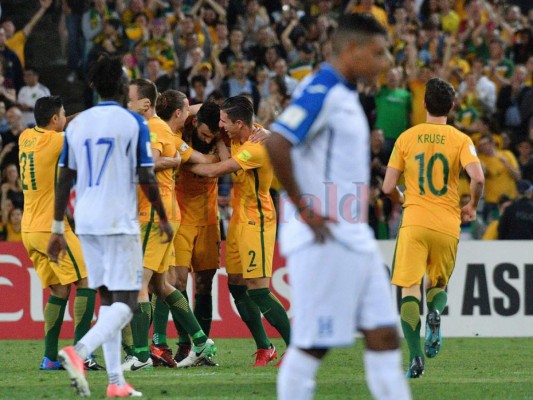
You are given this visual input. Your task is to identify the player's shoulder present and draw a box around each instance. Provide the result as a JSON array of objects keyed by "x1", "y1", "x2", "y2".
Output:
[
  {"x1": 293, "y1": 64, "x2": 346, "y2": 104},
  {"x1": 237, "y1": 139, "x2": 267, "y2": 159}
]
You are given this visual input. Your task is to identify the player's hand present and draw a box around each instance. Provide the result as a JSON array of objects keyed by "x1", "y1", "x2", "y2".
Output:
[
  {"x1": 297, "y1": 203, "x2": 336, "y2": 244},
  {"x1": 158, "y1": 220, "x2": 174, "y2": 243},
  {"x1": 47, "y1": 234, "x2": 67, "y2": 263},
  {"x1": 250, "y1": 126, "x2": 270, "y2": 143},
  {"x1": 461, "y1": 203, "x2": 477, "y2": 223},
  {"x1": 41, "y1": 0, "x2": 53, "y2": 9},
  {"x1": 128, "y1": 98, "x2": 151, "y2": 114}
]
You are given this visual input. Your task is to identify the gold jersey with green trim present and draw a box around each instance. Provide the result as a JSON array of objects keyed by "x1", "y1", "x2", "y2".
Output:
[
  {"x1": 230, "y1": 139, "x2": 276, "y2": 230},
  {"x1": 388, "y1": 122, "x2": 480, "y2": 239},
  {"x1": 175, "y1": 135, "x2": 218, "y2": 226},
  {"x1": 138, "y1": 116, "x2": 180, "y2": 223},
  {"x1": 19, "y1": 126, "x2": 72, "y2": 233}
]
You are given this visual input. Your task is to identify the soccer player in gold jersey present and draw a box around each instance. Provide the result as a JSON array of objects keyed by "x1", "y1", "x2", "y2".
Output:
[
  {"x1": 151, "y1": 96, "x2": 224, "y2": 366},
  {"x1": 122, "y1": 81, "x2": 217, "y2": 370},
  {"x1": 187, "y1": 95, "x2": 290, "y2": 366},
  {"x1": 19, "y1": 96, "x2": 101, "y2": 371},
  {"x1": 383, "y1": 78, "x2": 485, "y2": 378}
]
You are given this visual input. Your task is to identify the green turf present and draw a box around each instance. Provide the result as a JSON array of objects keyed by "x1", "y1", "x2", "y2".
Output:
[{"x1": 0, "y1": 338, "x2": 532, "y2": 399}]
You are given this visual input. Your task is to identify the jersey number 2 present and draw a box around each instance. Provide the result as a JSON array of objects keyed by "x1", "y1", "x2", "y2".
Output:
[
  {"x1": 84, "y1": 138, "x2": 115, "y2": 187},
  {"x1": 414, "y1": 152, "x2": 449, "y2": 196}
]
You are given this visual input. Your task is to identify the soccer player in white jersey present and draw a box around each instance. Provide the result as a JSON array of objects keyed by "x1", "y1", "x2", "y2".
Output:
[
  {"x1": 47, "y1": 54, "x2": 173, "y2": 398},
  {"x1": 267, "y1": 14, "x2": 412, "y2": 400}
]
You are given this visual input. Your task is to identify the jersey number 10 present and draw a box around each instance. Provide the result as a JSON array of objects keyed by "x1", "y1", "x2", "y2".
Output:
[
  {"x1": 84, "y1": 137, "x2": 115, "y2": 187},
  {"x1": 414, "y1": 152, "x2": 449, "y2": 196}
]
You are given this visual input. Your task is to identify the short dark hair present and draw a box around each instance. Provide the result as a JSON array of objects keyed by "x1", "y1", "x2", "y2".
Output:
[
  {"x1": 196, "y1": 101, "x2": 220, "y2": 134},
  {"x1": 156, "y1": 90, "x2": 187, "y2": 121},
  {"x1": 331, "y1": 13, "x2": 387, "y2": 56},
  {"x1": 24, "y1": 66, "x2": 38, "y2": 75},
  {"x1": 191, "y1": 74, "x2": 207, "y2": 87},
  {"x1": 88, "y1": 54, "x2": 126, "y2": 99},
  {"x1": 424, "y1": 78, "x2": 455, "y2": 117},
  {"x1": 34, "y1": 96, "x2": 63, "y2": 127},
  {"x1": 130, "y1": 78, "x2": 158, "y2": 107},
  {"x1": 221, "y1": 95, "x2": 253, "y2": 126}
]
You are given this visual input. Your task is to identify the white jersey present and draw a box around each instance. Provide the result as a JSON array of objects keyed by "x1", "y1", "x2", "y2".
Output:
[
  {"x1": 59, "y1": 101, "x2": 153, "y2": 235},
  {"x1": 271, "y1": 64, "x2": 376, "y2": 255}
]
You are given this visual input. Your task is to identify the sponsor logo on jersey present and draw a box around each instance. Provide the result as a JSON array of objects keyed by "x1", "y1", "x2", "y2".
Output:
[
  {"x1": 306, "y1": 84, "x2": 328, "y2": 94},
  {"x1": 237, "y1": 150, "x2": 252, "y2": 162},
  {"x1": 277, "y1": 105, "x2": 307, "y2": 130}
]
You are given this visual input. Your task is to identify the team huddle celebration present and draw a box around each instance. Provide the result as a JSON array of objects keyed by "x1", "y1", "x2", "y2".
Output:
[{"x1": 2, "y1": 0, "x2": 532, "y2": 398}]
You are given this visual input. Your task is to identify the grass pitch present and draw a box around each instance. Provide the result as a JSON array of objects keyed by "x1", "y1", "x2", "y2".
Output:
[{"x1": 0, "y1": 338, "x2": 532, "y2": 399}]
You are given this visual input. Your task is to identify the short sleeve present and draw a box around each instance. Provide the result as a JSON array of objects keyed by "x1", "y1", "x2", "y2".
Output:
[
  {"x1": 459, "y1": 136, "x2": 480, "y2": 168},
  {"x1": 232, "y1": 142, "x2": 265, "y2": 171},
  {"x1": 130, "y1": 111, "x2": 154, "y2": 167},
  {"x1": 387, "y1": 139, "x2": 405, "y2": 172},
  {"x1": 270, "y1": 66, "x2": 339, "y2": 145},
  {"x1": 176, "y1": 136, "x2": 193, "y2": 163},
  {"x1": 59, "y1": 131, "x2": 77, "y2": 170}
]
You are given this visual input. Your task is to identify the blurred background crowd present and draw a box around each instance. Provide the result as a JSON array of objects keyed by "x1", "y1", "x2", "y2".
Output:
[{"x1": 0, "y1": 0, "x2": 531, "y2": 242}]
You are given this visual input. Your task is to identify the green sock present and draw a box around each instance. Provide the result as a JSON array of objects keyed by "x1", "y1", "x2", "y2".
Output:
[
  {"x1": 229, "y1": 284, "x2": 270, "y2": 349},
  {"x1": 73, "y1": 288, "x2": 96, "y2": 344},
  {"x1": 151, "y1": 295, "x2": 169, "y2": 346},
  {"x1": 427, "y1": 287, "x2": 448, "y2": 314},
  {"x1": 122, "y1": 324, "x2": 135, "y2": 356},
  {"x1": 248, "y1": 288, "x2": 291, "y2": 346},
  {"x1": 401, "y1": 296, "x2": 423, "y2": 360},
  {"x1": 172, "y1": 291, "x2": 192, "y2": 345},
  {"x1": 194, "y1": 294, "x2": 213, "y2": 337},
  {"x1": 131, "y1": 302, "x2": 152, "y2": 362},
  {"x1": 44, "y1": 295, "x2": 67, "y2": 361},
  {"x1": 165, "y1": 290, "x2": 207, "y2": 346}
]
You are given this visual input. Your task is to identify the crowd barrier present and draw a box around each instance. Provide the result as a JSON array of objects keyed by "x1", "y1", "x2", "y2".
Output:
[{"x1": 0, "y1": 240, "x2": 531, "y2": 339}]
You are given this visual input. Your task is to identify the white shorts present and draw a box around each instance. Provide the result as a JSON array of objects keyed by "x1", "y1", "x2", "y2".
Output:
[
  {"x1": 287, "y1": 240, "x2": 397, "y2": 349},
  {"x1": 79, "y1": 234, "x2": 143, "y2": 291}
]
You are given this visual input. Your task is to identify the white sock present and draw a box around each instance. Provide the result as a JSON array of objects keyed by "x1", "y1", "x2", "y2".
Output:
[
  {"x1": 364, "y1": 349, "x2": 412, "y2": 400},
  {"x1": 103, "y1": 327, "x2": 126, "y2": 386},
  {"x1": 77, "y1": 303, "x2": 133, "y2": 359},
  {"x1": 277, "y1": 347, "x2": 321, "y2": 400}
]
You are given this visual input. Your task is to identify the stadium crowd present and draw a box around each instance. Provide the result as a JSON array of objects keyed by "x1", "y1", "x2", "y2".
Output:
[{"x1": 0, "y1": 0, "x2": 532, "y2": 246}]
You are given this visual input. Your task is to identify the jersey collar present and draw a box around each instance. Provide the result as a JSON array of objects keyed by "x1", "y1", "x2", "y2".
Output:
[
  {"x1": 320, "y1": 63, "x2": 357, "y2": 92},
  {"x1": 96, "y1": 100, "x2": 122, "y2": 107}
]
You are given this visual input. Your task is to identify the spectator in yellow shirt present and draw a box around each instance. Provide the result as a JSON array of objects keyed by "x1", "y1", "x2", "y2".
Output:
[{"x1": 2, "y1": 0, "x2": 53, "y2": 67}]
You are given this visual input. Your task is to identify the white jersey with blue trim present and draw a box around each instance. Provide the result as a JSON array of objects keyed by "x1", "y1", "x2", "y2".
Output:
[
  {"x1": 60, "y1": 101, "x2": 154, "y2": 235},
  {"x1": 271, "y1": 64, "x2": 377, "y2": 255}
]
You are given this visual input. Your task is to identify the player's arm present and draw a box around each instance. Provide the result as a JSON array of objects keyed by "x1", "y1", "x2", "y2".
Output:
[
  {"x1": 186, "y1": 149, "x2": 218, "y2": 164},
  {"x1": 382, "y1": 166, "x2": 405, "y2": 204},
  {"x1": 189, "y1": 103, "x2": 202, "y2": 116},
  {"x1": 186, "y1": 157, "x2": 241, "y2": 177},
  {"x1": 461, "y1": 162, "x2": 485, "y2": 223},
  {"x1": 216, "y1": 138, "x2": 230, "y2": 161},
  {"x1": 47, "y1": 167, "x2": 76, "y2": 262},
  {"x1": 152, "y1": 148, "x2": 181, "y2": 172},
  {"x1": 138, "y1": 166, "x2": 173, "y2": 243}
]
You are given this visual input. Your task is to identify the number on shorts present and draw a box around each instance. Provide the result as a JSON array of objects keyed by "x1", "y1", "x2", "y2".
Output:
[{"x1": 248, "y1": 250, "x2": 257, "y2": 268}]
